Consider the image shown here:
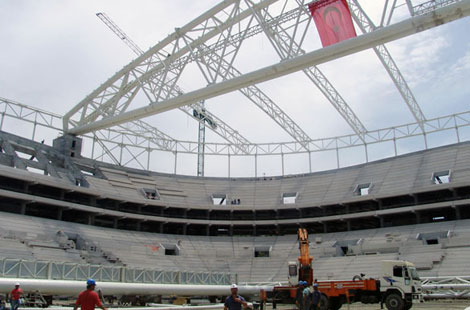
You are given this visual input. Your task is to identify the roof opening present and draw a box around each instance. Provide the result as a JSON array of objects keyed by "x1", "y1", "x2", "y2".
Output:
[
  {"x1": 426, "y1": 239, "x2": 439, "y2": 245},
  {"x1": 212, "y1": 194, "x2": 227, "y2": 205},
  {"x1": 162, "y1": 243, "x2": 180, "y2": 256},
  {"x1": 142, "y1": 188, "x2": 159, "y2": 200},
  {"x1": 355, "y1": 183, "x2": 371, "y2": 196},
  {"x1": 282, "y1": 192, "x2": 298, "y2": 204},
  {"x1": 254, "y1": 246, "x2": 271, "y2": 257},
  {"x1": 432, "y1": 170, "x2": 450, "y2": 184}
]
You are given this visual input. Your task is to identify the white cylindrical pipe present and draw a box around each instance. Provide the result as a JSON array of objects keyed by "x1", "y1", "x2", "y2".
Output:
[{"x1": 0, "y1": 278, "x2": 273, "y2": 296}]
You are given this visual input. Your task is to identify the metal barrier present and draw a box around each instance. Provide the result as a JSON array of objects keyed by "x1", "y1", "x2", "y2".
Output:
[
  {"x1": 0, "y1": 258, "x2": 235, "y2": 285},
  {"x1": 422, "y1": 276, "x2": 470, "y2": 299}
]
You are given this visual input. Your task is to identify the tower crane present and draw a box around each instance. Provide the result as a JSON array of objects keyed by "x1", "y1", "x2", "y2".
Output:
[{"x1": 96, "y1": 12, "x2": 216, "y2": 176}]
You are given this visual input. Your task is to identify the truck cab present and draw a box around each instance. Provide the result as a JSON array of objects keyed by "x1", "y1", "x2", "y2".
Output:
[
  {"x1": 379, "y1": 260, "x2": 423, "y2": 310},
  {"x1": 287, "y1": 261, "x2": 299, "y2": 286}
]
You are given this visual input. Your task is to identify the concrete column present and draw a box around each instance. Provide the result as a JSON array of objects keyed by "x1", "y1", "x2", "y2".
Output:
[
  {"x1": 415, "y1": 211, "x2": 421, "y2": 224},
  {"x1": 19, "y1": 202, "x2": 26, "y2": 215},
  {"x1": 454, "y1": 205, "x2": 461, "y2": 220}
]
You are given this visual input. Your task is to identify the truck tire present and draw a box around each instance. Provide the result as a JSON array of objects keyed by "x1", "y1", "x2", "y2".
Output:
[
  {"x1": 404, "y1": 302, "x2": 413, "y2": 310},
  {"x1": 319, "y1": 294, "x2": 329, "y2": 310},
  {"x1": 385, "y1": 293, "x2": 405, "y2": 310},
  {"x1": 328, "y1": 297, "x2": 342, "y2": 310}
]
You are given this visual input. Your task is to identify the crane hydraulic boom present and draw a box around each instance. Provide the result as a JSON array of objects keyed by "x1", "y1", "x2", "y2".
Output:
[{"x1": 297, "y1": 228, "x2": 313, "y2": 285}]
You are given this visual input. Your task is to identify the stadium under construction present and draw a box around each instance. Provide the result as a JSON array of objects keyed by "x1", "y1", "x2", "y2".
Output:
[{"x1": 1, "y1": 0, "x2": 470, "y2": 309}]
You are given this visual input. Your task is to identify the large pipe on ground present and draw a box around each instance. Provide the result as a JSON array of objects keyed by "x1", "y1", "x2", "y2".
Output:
[{"x1": 0, "y1": 278, "x2": 273, "y2": 296}]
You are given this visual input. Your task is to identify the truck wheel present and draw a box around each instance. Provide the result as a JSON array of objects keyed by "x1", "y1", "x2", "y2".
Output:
[
  {"x1": 385, "y1": 293, "x2": 405, "y2": 310},
  {"x1": 328, "y1": 297, "x2": 342, "y2": 310},
  {"x1": 319, "y1": 294, "x2": 329, "y2": 310},
  {"x1": 404, "y1": 302, "x2": 412, "y2": 310}
]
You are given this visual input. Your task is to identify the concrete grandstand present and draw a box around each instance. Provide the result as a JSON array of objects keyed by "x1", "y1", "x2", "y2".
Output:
[{"x1": 1, "y1": 129, "x2": 470, "y2": 283}]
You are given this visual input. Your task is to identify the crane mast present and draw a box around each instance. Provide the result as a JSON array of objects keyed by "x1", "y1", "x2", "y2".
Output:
[{"x1": 96, "y1": 12, "x2": 209, "y2": 176}]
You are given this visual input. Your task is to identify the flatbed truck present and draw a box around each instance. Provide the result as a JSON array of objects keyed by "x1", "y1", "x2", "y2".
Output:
[{"x1": 271, "y1": 229, "x2": 423, "y2": 310}]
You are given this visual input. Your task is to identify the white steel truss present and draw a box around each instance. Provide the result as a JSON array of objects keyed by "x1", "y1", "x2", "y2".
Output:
[
  {"x1": 4, "y1": 0, "x2": 469, "y2": 174},
  {"x1": 348, "y1": 0, "x2": 427, "y2": 133},
  {"x1": 3, "y1": 96, "x2": 470, "y2": 157},
  {"x1": 2, "y1": 95, "x2": 470, "y2": 173},
  {"x1": 66, "y1": 0, "x2": 470, "y2": 136},
  {"x1": 422, "y1": 276, "x2": 470, "y2": 299},
  {"x1": 62, "y1": 0, "x2": 277, "y2": 131},
  {"x1": 96, "y1": 12, "x2": 252, "y2": 156},
  {"x1": 98, "y1": 7, "x2": 312, "y2": 151},
  {"x1": 249, "y1": 0, "x2": 368, "y2": 141}
]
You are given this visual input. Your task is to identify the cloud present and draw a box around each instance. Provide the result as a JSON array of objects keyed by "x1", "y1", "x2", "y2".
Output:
[{"x1": 387, "y1": 28, "x2": 450, "y2": 87}]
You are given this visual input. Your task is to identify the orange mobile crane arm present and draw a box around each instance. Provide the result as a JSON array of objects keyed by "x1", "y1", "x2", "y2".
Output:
[{"x1": 297, "y1": 228, "x2": 313, "y2": 284}]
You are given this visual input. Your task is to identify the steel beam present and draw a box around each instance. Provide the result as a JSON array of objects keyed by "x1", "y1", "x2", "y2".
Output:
[
  {"x1": 67, "y1": 0, "x2": 470, "y2": 135},
  {"x1": 250, "y1": 0, "x2": 367, "y2": 142},
  {"x1": 63, "y1": 0, "x2": 278, "y2": 131},
  {"x1": 348, "y1": 0, "x2": 427, "y2": 132}
]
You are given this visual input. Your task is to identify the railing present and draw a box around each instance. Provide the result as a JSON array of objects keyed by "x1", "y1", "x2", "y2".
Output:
[{"x1": 0, "y1": 258, "x2": 234, "y2": 285}]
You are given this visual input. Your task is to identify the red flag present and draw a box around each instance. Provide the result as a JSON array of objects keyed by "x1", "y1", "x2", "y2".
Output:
[{"x1": 308, "y1": 0, "x2": 357, "y2": 47}]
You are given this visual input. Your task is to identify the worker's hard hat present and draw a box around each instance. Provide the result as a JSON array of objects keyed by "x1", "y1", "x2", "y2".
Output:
[
  {"x1": 298, "y1": 280, "x2": 303, "y2": 285},
  {"x1": 313, "y1": 283, "x2": 318, "y2": 287},
  {"x1": 230, "y1": 284, "x2": 238, "y2": 289},
  {"x1": 87, "y1": 279, "x2": 96, "y2": 286},
  {"x1": 302, "y1": 281, "x2": 308, "y2": 285},
  {"x1": 15, "y1": 282, "x2": 20, "y2": 286}
]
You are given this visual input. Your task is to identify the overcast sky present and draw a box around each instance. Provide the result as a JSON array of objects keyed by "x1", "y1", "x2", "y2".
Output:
[{"x1": 0, "y1": 0, "x2": 469, "y2": 177}]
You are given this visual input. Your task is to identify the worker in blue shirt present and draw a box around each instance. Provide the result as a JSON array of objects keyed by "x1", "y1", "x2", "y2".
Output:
[
  {"x1": 310, "y1": 283, "x2": 322, "y2": 310},
  {"x1": 224, "y1": 284, "x2": 247, "y2": 310}
]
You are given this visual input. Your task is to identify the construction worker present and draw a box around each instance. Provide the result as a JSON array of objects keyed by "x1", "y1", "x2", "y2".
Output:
[
  {"x1": 310, "y1": 283, "x2": 321, "y2": 310},
  {"x1": 9, "y1": 283, "x2": 23, "y2": 310},
  {"x1": 74, "y1": 279, "x2": 107, "y2": 310},
  {"x1": 224, "y1": 284, "x2": 247, "y2": 310},
  {"x1": 302, "y1": 281, "x2": 311, "y2": 310},
  {"x1": 295, "y1": 281, "x2": 305, "y2": 310}
]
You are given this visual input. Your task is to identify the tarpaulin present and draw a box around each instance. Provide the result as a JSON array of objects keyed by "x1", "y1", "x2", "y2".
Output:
[{"x1": 308, "y1": 0, "x2": 357, "y2": 47}]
